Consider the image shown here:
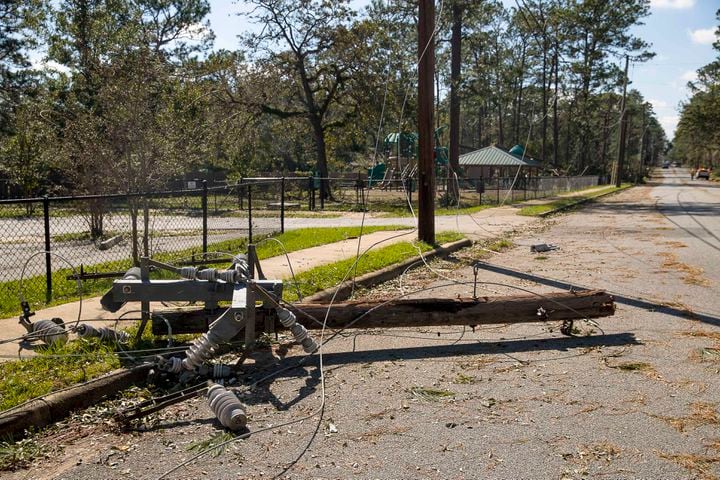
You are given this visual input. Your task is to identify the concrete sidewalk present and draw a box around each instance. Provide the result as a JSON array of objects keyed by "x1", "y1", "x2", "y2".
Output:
[
  {"x1": 0, "y1": 183, "x2": 595, "y2": 359},
  {"x1": 0, "y1": 229, "x2": 419, "y2": 358}
]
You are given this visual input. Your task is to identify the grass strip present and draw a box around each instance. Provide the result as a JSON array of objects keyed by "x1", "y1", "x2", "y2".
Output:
[
  {"x1": 517, "y1": 184, "x2": 631, "y2": 217},
  {"x1": 284, "y1": 231, "x2": 464, "y2": 302},
  {"x1": 0, "y1": 229, "x2": 463, "y2": 412},
  {"x1": 0, "y1": 225, "x2": 408, "y2": 318},
  {"x1": 0, "y1": 338, "x2": 121, "y2": 411}
]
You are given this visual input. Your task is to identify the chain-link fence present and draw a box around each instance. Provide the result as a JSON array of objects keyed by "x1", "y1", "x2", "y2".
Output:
[
  {"x1": 0, "y1": 174, "x2": 602, "y2": 314},
  {"x1": 315, "y1": 174, "x2": 603, "y2": 211},
  {"x1": 0, "y1": 180, "x2": 288, "y2": 315}
]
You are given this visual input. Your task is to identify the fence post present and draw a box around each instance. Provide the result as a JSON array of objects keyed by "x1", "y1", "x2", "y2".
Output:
[
  {"x1": 43, "y1": 196, "x2": 52, "y2": 303},
  {"x1": 280, "y1": 177, "x2": 285, "y2": 234},
  {"x1": 319, "y1": 176, "x2": 325, "y2": 210},
  {"x1": 238, "y1": 178, "x2": 243, "y2": 209},
  {"x1": 143, "y1": 196, "x2": 149, "y2": 257},
  {"x1": 309, "y1": 176, "x2": 315, "y2": 211},
  {"x1": 248, "y1": 183, "x2": 253, "y2": 243},
  {"x1": 202, "y1": 180, "x2": 208, "y2": 255}
]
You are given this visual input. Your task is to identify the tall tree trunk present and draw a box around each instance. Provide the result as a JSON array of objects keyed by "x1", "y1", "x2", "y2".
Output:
[
  {"x1": 541, "y1": 43, "x2": 547, "y2": 164},
  {"x1": 514, "y1": 41, "x2": 526, "y2": 145},
  {"x1": 498, "y1": 101, "x2": 504, "y2": 146},
  {"x1": 477, "y1": 104, "x2": 483, "y2": 148},
  {"x1": 552, "y1": 48, "x2": 559, "y2": 167},
  {"x1": 448, "y1": 2, "x2": 462, "y2": 204},
  {"x1": 310, "y1": 115, "x2": 330, "y2": 201},
  {"x1": 565, "y1": 101, "x2": 574, "y2": 170},
  {"x1": 600, "y1": 102, "x2": 611, "y2": 175}
]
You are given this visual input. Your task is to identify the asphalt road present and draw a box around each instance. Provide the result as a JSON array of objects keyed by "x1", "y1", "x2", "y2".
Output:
[{"x1": 5, "y1": 170, "x2": 720, "y2": 480}]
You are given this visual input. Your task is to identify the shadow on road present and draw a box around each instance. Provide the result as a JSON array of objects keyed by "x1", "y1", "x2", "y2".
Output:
[{"x1": 474, "y1": 262, "x2": 720, "y2": 328}]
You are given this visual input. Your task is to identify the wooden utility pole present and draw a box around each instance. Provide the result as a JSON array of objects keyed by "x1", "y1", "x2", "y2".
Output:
[
  {"x1": 418, "y1": 0, "x2": 435, "y2": 244},
  {"x1": 152, "y1": 290, "x2": 616, "y2": 335},
  {"x1": 612, "y1": 55, "x2": 630, "y2": 187},
  {"x1": 448, "y1": 1, "x2": 463, "y2": 206}
]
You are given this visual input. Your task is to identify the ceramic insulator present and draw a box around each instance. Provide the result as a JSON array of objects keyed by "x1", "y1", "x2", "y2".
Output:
[
  {"x1": 196, "y1": 363, "x2": 233, "y2": 378},
  {"x1": 179, "y1": 266, "x2": 197, "y2": 279},
  {"x1": 207, "y1": 384, "x2": 247, "y2": 431},
  {"x1": 28, "y1": 319, "x2": 68, "y2": 346},
  {"x1": 182, "y1": 333, "x2": 219, "y2": 371},
  {"x1": 158, "y1": 356, "x2": 184, "y2": 373},
  {"x1": 277, "y1": 308, "x2": 318, "y2": 353},
  {"x1": 76, "y1": 323, "x2": 129, "y2": 343}
]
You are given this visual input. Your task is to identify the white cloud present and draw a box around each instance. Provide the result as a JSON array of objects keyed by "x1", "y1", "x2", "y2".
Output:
[
  {"x1": 649, "y1": 98, "x2": 669, "y2": 109},
  {"x1": 650, "y1": 0, "x2": 695, "y2": 9},
  {"x1": 660, "y1": 115, "x2": 680, "y2": 137},
  {"x1": 689, "y1": 27, "x2": 718, "y2": 45},
  {"x1": 680, "y1": 70, "x2": 698, "y2": 83}
]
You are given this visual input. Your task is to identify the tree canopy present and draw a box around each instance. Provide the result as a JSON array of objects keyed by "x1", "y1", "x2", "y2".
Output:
[{"x1": 0, "y1": 0, "x2": 669, "y2": 198}]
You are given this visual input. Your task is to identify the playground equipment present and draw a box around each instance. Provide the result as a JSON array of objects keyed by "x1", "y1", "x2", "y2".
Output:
[{"x1": 368, "y1": 127, "x2": 449, "y2": 189}]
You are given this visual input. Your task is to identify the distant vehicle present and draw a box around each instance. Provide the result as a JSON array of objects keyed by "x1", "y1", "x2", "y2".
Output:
[
  {"x1": 671, "y1": 162, "x2": 679, "y2": 167},
  {"x1": 662, "y1": 162, "x2": 670, "y2": 169},
  {"x1": 697, "y1": 168, "x2": 710, "y2": 180}
]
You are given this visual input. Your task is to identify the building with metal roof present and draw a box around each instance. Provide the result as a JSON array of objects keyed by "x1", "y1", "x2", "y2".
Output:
[{"x1": 459, "y1": 145, "x2": 541, "y2": 178}]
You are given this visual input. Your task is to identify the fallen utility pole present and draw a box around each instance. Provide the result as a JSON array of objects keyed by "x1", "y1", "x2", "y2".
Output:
[{"x1": 151, "y1": 290, "x2": 615, "y2": 336}]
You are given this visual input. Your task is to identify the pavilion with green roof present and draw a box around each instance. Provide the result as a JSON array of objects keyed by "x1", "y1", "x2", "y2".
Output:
[{"x1": 459, "y1": 144, "x2": 541, "y2": 178}]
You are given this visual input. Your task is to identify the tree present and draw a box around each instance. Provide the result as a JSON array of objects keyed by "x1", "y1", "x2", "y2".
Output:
[
  {"x1": 0, "y1": 0, "x2": 45, "y2": 134},
  {"x1": 244, "y1": 0, "x2": 367, "y2": 198},
  {"x1": 672, "y1": 9, "x2": 719, "y2": 169}
]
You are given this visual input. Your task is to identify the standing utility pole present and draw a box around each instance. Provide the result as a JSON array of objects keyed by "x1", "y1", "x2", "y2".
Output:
[
  {"x1": 612, "y1": 55, "x2": 630, "y2": 187},
  {"x1": 418, "y1": 0, "x2": 436, "y2": 244},
  {"x1": 448, "y1": 1, "x2": 462, "y2": 206}
]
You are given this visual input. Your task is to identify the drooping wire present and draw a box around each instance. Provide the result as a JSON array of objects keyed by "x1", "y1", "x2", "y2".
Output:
[{"x1": 18, "y1": 250, "x2": 84, "y2": 329}]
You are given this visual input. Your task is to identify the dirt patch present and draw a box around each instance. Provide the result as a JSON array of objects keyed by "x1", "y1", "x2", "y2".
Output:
[
  {"x1": 658, "y1": 252, "x2": 710, "y2": 286},
  {"x1": 661, "y1": 240, "x2": 688, "y2": 248},
  {"x1": 656, "y1": 451, "x2": 720, "y2": 480},
  {"x1": 658, "y1": 402, "x2": 720, "y2": 433}
]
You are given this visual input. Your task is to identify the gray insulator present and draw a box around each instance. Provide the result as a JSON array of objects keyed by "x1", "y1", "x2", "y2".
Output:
[
  {"x1": 207, "y1": 384, "x2": 247, "y2": 431},
  {"x1": 215, "y1": 270, "x2": 239, "y2": 283},
  {"x1": 180, "y1": 266, "x2": 197, "y2": 279},
  {"x1": 27, "y1": 319, "x2": 68, "y2": 346},
  {"x1": 75, "y1": 323, "x2": 129, "y2": 343},
  {"x1": 277, "y1": 308, "x2": 318, "y2": 353},
  {"x1": 182, "y1": 333, "x2": 220, "y2": 371},
  {"x1": 159, "y1": 356, "x2": 183, "y2": 373},
  {"x1": 197, "y1": 363, "x2": 233, "y2": 378},
  {"x1": 179, "y1": 309, "x2": 246, "y2": 372},
  {"x1": 196, "y1": 268, "x2": 217, "y2": 281}
]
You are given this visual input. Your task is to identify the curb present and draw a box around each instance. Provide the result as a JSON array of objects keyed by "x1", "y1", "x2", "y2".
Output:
[
  {"x1": 303, "y1": 238, "x2": 473, "y2": 303},
  {"x1": 538, "y1": 185, "x2": 633, "y2": 217},
  {"x1": 0, "y1": 363, "x2": 151, "y2": 439}
]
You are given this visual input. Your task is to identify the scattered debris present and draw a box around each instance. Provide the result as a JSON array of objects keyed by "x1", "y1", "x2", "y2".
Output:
[
  {"x1": 530, "y1": 243, "x2": 559, "y2": 253},
  {"x1": 409, "y1": 387, "x2": 455, "y2": 402}
]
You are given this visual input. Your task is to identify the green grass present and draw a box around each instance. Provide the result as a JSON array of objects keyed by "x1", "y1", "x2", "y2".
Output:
[
  {"x1": 284, "y1": 231, "x2": 464, "y2": 301},
  {"x1": 0, "y1": 228, "x2": 463, "y2": 413},
  {"x1": 0, "y1": 226, "x2": 409, "y2": 319},
  {"x1": 0, "y1": 338, "x2": 121, "y2": 411},
  {"x1": 517, "y1": 184, "x2": 631, "y2": 216},
  {"x1": 0, "y1": 436, "x2": 57, "y2": 471}
]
